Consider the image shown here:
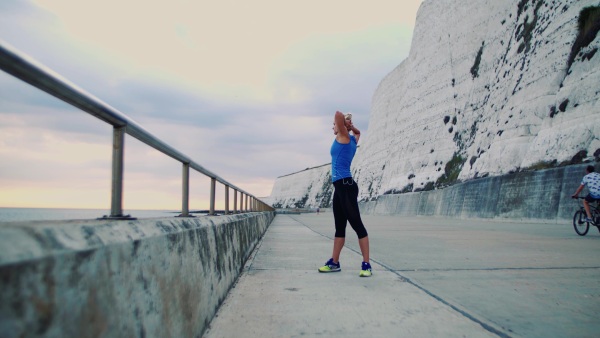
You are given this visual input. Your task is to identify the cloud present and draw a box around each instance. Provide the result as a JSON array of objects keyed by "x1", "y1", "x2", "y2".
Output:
[{"x1": 0, "y1": 0, "x2": 423, "y2": 209}]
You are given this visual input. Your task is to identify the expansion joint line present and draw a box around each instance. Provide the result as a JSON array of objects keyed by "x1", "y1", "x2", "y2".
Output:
[{"x1": 289, "y1": 215, "x2": 512, "y2": 338}]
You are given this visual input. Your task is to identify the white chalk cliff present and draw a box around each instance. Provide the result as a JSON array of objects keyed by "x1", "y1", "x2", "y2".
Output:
[
  {"x1": 268, "y1": 164, "x2": 332, "y2": 209},
  {"x1": 268, "y1": 0, "x2": 600, "y2": 208}
]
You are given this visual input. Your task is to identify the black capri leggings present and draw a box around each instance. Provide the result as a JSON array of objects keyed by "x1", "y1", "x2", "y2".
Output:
[{"x1": 332, "y1": 178, "x2": 368, "y2": 239}]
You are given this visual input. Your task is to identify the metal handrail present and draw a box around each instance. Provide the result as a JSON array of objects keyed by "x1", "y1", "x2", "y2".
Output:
[{"x1": 0, "y1": 40, "x2": 273, "y2": 218}]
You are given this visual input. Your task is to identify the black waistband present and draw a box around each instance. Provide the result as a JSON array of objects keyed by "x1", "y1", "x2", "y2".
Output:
[{"x1": 333, "y1": 177, "x2": 355, "y2": 186}]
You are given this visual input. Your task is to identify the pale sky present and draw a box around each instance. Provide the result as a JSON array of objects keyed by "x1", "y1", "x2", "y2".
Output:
[{"x1": 0, "y1": 0, "x2": 423, "y2": 211}]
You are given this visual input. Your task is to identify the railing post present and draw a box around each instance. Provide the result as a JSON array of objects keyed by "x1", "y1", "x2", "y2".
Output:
[
  {"x1": 225, "y1": 185, "x2": 230, "y2": 215},
  {"x1": 178, "y1": 163, "x2": 192, "y2": 217},
  {"x1": 233, "y1": 189, "x2": 238, "y2": 213},
  {"x1": 103, "y1": 126, "x2": 135, "y2": 220},
  {"x1": 209, "y1": 177, "x2": 216, "y2": 215},
  {"x1": 111, "y1": 126, "x2": 125, "y2": 217},
  {"x1": 240, "y1": 192, "x2": 244, "y2": 213}
]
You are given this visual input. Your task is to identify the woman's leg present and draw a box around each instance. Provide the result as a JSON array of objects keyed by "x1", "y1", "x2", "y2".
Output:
[
  {"x1": 358, "y1": 236, "x2": 369, "y2": 263},
  {"x1": 341, "y1": 180, "x2": 369, "y2": 262},
  {"x1": 332, "y1": 237, "x2": 345, "y2": 262},
  {"x1": 331, "y1": 184, "x2": 347, "y2": 263}
]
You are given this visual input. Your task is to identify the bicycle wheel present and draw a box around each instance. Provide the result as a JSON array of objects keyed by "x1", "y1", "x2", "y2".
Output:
[{"x1": 573, "y1": 210, "x2": 590, "y2": 236}]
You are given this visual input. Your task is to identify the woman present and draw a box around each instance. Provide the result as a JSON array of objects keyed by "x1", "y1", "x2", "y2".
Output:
[{"x1": 318, "y1": 111, "x2": 371, "y2": 277}]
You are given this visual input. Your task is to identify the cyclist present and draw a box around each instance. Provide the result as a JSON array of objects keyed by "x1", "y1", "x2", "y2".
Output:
[{"x1": 572, "y1": 165, "x2": 600, "y2": 224}]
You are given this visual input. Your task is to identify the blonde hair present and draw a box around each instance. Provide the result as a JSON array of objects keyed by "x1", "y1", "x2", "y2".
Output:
[{"x1": 344, "y1": 113, "x2": 352, "y2": 121}]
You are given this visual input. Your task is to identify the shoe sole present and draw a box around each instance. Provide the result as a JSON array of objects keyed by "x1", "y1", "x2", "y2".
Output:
[{"x1": 318, "y1": 269, "x2": 341, "y2": 273}]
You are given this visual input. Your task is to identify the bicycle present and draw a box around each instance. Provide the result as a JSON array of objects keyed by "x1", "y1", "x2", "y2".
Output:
[{"x1": 572, "y1": 196, "x2": 600, "y2": 236}]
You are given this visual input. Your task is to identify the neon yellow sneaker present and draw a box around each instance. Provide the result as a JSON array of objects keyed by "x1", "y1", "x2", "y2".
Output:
[
  {"x1": 359, "y1": 262, "x2": 372, "y2": 277},
  {"x1": 318, "y1": 258, "x2": 341, "y2": 272}
]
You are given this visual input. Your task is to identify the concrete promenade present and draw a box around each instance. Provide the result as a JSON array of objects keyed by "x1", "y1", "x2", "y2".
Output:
[{"x1": 205, "y1": 213, "x2": 600, "y2": 338}]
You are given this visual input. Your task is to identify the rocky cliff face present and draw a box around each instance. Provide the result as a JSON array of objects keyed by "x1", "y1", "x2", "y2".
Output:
[
  {"x1": 353, "y1": 0, "x2": 600, "y2": 201},
  {"x1": 267, "y1": 164, "x2": 333, "y2": 209},
  {"x1": 268, "y1": 0, "x2": 600, "y2": 208}
]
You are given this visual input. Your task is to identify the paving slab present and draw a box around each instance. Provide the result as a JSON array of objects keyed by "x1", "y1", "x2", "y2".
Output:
[
  {"x1": 205, "y1": 215, "x2": 503, "y2": 338},
  {"x1": 288, "y1": 213, "x2": 600, "y2": 337}
]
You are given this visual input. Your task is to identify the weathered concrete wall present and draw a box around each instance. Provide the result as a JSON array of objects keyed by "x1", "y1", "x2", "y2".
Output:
[
  {"x1": 359, "y1": 163, "x2": 591, "y2": 223},
  {"x1": 0, "y1": 212, "x2": 274, "y2": 338}
]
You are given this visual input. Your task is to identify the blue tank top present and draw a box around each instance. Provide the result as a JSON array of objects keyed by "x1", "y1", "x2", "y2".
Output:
[{"x1": 331, "y1": 135, "x2": 357, "y2": 182}]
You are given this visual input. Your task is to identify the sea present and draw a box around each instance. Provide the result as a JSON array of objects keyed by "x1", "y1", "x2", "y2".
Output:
[{"x1": 0, "y1": 207, "x2": 191, "y2": 223}]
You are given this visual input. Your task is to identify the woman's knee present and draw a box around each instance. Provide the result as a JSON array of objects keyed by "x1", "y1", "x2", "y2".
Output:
[
  {"x1": 334, "y1": 228, "x2": 346, "y2": 237},
  {"x1": 355, "y1": 227, "x2": 368, "y2": 239},
  {"x1": 349, "y1": 220, "x2": 368, "y2": 238}
]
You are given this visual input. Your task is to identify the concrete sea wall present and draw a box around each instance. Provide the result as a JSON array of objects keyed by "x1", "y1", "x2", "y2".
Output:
[
  {"x1": 0, "y1": 212, "x2": 274, "y2": 338},
  {"x1": 359, "y1": 163, "x2": 591, "y2": 223}
]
